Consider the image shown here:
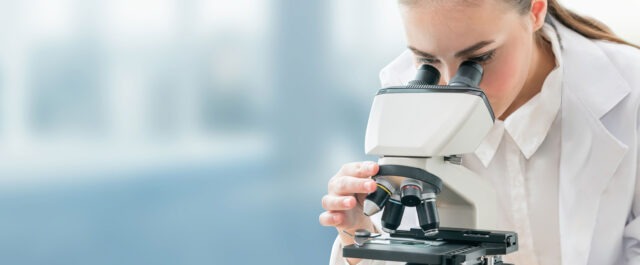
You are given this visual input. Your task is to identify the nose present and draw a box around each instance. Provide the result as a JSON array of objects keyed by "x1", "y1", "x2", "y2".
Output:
[
  {"x1": 437, "y1": 65, "x2": 458, "y2": 86},
  {"x1": 437, "y1": 74, "x2": 449, "y2": 86}
]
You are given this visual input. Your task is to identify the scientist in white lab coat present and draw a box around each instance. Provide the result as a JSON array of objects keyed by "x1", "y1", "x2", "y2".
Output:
[{"x1": 319, "y1": 0, "x2": 640, "y2": 264}]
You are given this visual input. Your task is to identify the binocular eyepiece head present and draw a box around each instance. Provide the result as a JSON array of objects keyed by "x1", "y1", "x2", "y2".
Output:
[{"x1": 408, "y1": 61, "x2": 483, "y2": 87}]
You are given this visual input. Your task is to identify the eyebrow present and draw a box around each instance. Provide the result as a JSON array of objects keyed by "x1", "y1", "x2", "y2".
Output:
[{"x1": 408, "y1": 40, "x2": 495, "y2": 58}]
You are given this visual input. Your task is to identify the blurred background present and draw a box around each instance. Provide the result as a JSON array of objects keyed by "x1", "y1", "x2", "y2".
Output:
[{"x1": 0, "y1": 1, "x2": 637, "y2": 264}]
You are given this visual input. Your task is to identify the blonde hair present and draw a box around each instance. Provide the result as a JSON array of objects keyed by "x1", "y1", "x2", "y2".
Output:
[{"x1": 524, "y1": 0, "x2": 639, "y2": 49}]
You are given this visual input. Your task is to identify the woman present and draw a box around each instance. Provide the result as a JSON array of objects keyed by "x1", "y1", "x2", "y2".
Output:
[{"x1": 319, "y1": 0, "x2": 640, "y2": 264}]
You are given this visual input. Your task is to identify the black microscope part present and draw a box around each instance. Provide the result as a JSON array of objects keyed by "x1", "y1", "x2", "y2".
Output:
[
  {"x1": 392, "y1": 227, "x2": 519, "y2": 256},
  {"x1": 375, "y1": 60, "x2": 495, "y2": 121},
  {"x1": 365, "y1": 184, "x2": 392, "y2": 214},
  {"x1": 408, "y1": 64, "x2": 441, "y2": 86},
  {"x1": 343, "y1": 227, "x2": 518, "y2": 265},
  {"x1": 381, "y1": 199, "x2": 404, "y2": 232},
  {"x1": 375, "y1": 165, "x2": 443, "y2": 193},
  {"x1": 449, "y1": 61, "x2": 483, "y2": 87},
  {"x1": 400, "y1": 185, "x2": 422, "y2": 207},
  {"x1": 417, "y1": 199, "x2": 440, "y2": 234}
]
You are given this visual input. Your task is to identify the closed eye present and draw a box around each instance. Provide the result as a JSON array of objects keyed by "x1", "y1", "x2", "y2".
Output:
[
  {"x1": 468, "y1": 49, "x2": 496, "y2": 64},
  {"x1": 417, "y1": 57, "x2": 439, "y2": 64}
]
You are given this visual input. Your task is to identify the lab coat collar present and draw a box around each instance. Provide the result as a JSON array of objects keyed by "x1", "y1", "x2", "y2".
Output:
[
  {"x1": 473, "y1": 120, "x2": 505, "y2": 167},
  {"x1": 553, "y1": 17, "x2": 630, "y2": 265},
  {"x1": 555, "y1": 22, "x2": 630, "y2": 119}
]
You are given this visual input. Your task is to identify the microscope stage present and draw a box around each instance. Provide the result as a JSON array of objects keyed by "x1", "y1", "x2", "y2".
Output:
[
  {"x1": 344, "y1": 240, "x2": 485, "y2": 265},
  {"x1": 343, "y1": 227, "x2": 518, "y2": 265}
]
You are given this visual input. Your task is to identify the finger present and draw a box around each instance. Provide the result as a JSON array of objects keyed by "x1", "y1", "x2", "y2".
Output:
[
  {"x1": 319, "y1": 211, "x2": 344, "y2": 226},
  {"x1": 328, "y1": 176, "x2": 377, "y2": 195},
  {"x1": 322, "y1": 195, "x2": 356, "y2": 211},
  {"x1": 337, "y1": 161, "x2": 379, "y2": 179}
]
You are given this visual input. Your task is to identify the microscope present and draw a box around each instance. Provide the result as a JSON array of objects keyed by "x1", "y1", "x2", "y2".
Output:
[{"x1": 342, "y1": 61, "x2": 519, "y2": 265}]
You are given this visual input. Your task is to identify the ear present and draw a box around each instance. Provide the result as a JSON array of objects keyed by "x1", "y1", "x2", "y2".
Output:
[{"x1": 529, "y1": 0, "x2": 548, "y2": 31}]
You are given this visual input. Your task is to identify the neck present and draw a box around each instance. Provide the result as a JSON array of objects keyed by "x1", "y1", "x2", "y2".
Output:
[{"x1": 499, "y1": 33, "x2": 556, "y2": 120}]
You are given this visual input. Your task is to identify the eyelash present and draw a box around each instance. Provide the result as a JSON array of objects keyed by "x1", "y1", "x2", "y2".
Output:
[
  {"x1": 417, "y1": 50, "x2": 496, "y2": 65},
  {"x1": 417, "y1": 57, "x2": 439, "y2": 64},
  {"x1": 468, "y1": 50, "x2": 496, "y2": 64}
]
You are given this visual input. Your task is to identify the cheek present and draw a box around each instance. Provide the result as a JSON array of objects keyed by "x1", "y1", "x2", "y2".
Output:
[{"x1": 479, "y1": 44, "x2": 530, "y2": 116}]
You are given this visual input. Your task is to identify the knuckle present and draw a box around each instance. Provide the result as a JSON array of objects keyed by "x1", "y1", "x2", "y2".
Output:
[
  {"x1": 358, "y1": 162, "x2": 374, "y2": 176},
  {"x1": 334, "y1": 177, "x2": 346, "y2": 191},
  {"x1": 345, "y1": 178, "x2": 358, "y2": 191}
]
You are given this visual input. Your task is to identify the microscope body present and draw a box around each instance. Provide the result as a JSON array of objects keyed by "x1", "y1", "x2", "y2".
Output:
[
  {"x1": 362, "y1": 62, "x2": 498, "y2": 235},
  {"x1": 344, "y1": 62, "x2": 519, "y2": 265}
]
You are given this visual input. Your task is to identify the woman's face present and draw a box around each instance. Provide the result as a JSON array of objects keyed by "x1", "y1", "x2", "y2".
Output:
[{"x1": 400, "y1": 0, "x2": 535, "y2": 119}]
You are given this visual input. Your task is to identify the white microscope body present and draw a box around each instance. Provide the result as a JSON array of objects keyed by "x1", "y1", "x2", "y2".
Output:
[{"x1": 362, "y1": 62, "x2": 499, "y2": 235}]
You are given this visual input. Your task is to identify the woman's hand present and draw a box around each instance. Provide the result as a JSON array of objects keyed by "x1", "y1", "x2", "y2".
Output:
[{"x1": 319, "y1": 161, "x2": 379, "y2": 248}]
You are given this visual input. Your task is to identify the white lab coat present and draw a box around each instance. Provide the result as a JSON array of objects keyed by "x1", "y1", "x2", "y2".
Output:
[{"x1": 330, "y1": 18, "x2": 640, "y2": 265}]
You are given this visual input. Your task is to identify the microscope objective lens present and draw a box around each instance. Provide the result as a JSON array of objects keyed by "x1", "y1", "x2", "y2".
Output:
[
  {"x1": 400, "y1": 185, "x2": 422, "y2": 207},
  {"x1": 417, "y1": 199, "x2": 440, "y2": 235},
  {"x1": 363, "y1": 180, "x2": 394, "y2": 216},
  {"x1": 381, "y1": 199, "x2": 404, "y2": 233}
]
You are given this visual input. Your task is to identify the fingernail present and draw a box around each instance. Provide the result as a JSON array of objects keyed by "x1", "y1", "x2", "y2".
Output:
[
  {"x1": 364, "y1": 162, "x2": 374, "y2": 171},
  {"x1": 343, "y1": 198, "x2": 351, "y2": 207}
]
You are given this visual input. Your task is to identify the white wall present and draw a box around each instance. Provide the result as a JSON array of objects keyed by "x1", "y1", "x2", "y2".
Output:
[{"x1": 563, "y1": 0, "x2": 640, "y2": 44}]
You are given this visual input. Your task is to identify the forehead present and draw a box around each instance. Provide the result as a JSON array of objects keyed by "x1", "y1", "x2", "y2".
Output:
[
  {"x1": 400, "y1": 0, "x2": 512, "y2": 14},
  {"x1": 400, "y1": 0, "x2": 518, "y2": 54}
]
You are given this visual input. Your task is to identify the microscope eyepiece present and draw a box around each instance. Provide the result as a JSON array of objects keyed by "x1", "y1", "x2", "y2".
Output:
[
  {"x1": 448, "y1": 61, "x2": 483, "y2": 87},
  {"x1": 408, "y1": 64, "x2": 441, "y2": 86}
]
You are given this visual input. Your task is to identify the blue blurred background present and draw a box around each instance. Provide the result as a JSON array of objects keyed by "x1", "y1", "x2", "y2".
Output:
[{"x1": 0, "y1": 1, "x2": 637, "y2": 265}]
